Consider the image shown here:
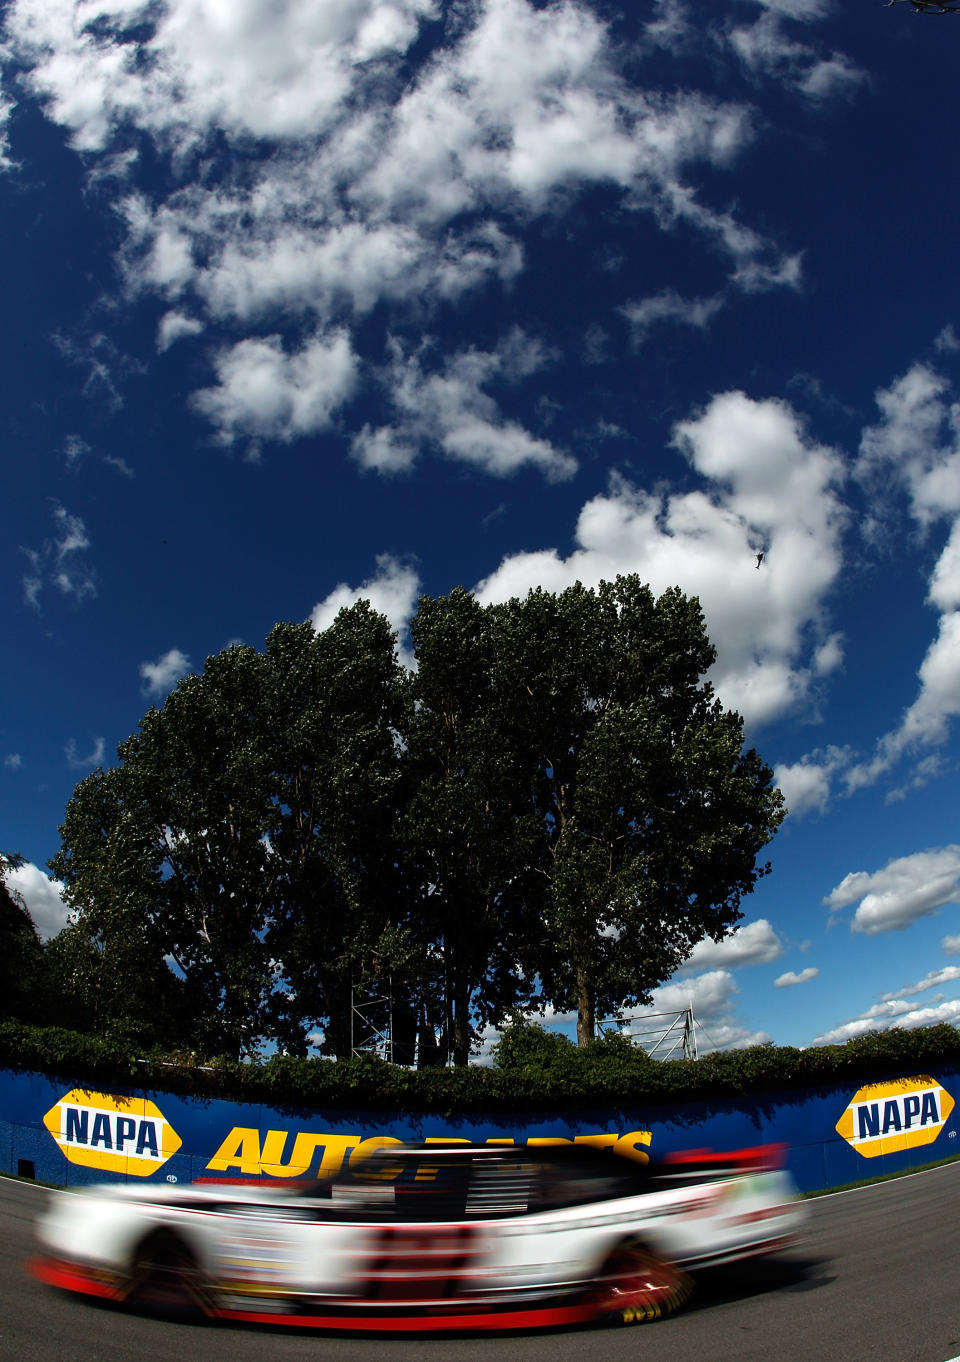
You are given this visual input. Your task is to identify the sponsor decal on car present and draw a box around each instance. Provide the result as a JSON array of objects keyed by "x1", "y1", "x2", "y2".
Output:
[
  {"x1": 835, "y1": 1074, "x2": 954, "y2": 1158},
  {"x1": 42, "y1": 1089, "x2": 182, "y2": 1176},
  {"x1": 204, "y1": 1128, "x2": 654, "y2": 1178}
]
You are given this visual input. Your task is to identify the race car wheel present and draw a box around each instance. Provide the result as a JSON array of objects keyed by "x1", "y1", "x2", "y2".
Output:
[
  {"x1": 587, "y1": 1243, "x2": 693, "y2": 1325},
  {"x1": 126, "y1": 1231, "x2": 215, "y2": 1321}
]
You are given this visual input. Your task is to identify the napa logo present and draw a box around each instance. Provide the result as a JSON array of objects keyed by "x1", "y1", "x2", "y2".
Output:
[
  {"x1": 43, "y1": 1089, "x2": 182, "y2": 1177},
  {"x1": 836, "y1": 1075, "x2": 955, "y2": 1159}
]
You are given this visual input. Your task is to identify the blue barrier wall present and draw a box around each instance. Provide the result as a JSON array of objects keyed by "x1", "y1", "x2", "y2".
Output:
[{"x1": 3, "y1": 1065, "x2": 959, "y2": 1194}]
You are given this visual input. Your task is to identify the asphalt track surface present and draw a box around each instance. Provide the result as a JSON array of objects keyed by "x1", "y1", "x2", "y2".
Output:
[{"x1": 3, "y1": 1166, "x2": 960, "y2": 1362}]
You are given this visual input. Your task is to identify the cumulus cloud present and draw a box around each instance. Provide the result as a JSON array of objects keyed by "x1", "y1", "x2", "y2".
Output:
[
  {"x1": 476, "y1": 390, "x2": 847, "y2": 726},
  {"x1": 883, "y1": 965, "x2": 960, "y2": 1000},
  {"x1": 140, "y1": 647, "x2": 191, "y2": 696},
  {"x1": 620, "y1": 969, "x2": 771, "y2": 1053},
  {"x1": 4, "y1": 861, "x2": 69, "y2": 941},
  {"x1": 678, "y1": 918, "x2": 784, "y2": 971},
  {"x1": 727, "y1": 10, "x2": 865, "y2": 101},
  {"x1": 857, "y1": 363, "x2": 960, "y2": 528},
  {"x1": 774, "y1": 967, "x2": 819, "y2": 988},
  {"x1": 6, "y1": 0, "x2": 438, "y2": 150},
  {"x1": 813, "y1": 964, "x2": 960, "y2": 1044},
  {"x1": 825, "y1": 846, "x2": 960, "y2": 935},
  {"x1": 943, "y1": 934, "x2": 960, "y2": 954},
  {"x1": 844, "y1": 603, "x2": 960, "y2": 794},
  {"x1": 775, "y1": 745, "x2": 850, "y2": 818},
  {"x1": 310, "y1": 553, "x2": 421, "y2": 667},
  {"x1": 844, "y1": 364, "x2": 960, "y2": 792},
  {"x1": 0, "y1": 0, "x2": 816, "y2": 458},
  {"x1": 192, "y1": 330, "x2": 358, "y2": 452},
  {"x1": 157, "y1": 310, "x2": 203, "y2": 352},
  {"x1": 353, "y1": 333, "x2": 575, "y2": 481}
]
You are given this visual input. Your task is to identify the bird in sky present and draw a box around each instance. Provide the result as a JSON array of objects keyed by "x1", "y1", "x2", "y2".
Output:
[{"x1": 755, "y1": 552, "x2": 765, "y2": 569}]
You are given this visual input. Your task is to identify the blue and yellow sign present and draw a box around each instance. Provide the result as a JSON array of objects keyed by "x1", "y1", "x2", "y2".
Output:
[
  {"x1": 836, "y1": 1074, "x2": 954, "y2": 1159},
  {"x1": 43, "y1": 1088, "x2": 182, "y2": 1177}
]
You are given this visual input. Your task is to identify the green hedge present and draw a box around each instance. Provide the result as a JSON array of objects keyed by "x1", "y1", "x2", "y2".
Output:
[{"x1": 3, "y1": 1017, "x2": 960, "y2": 1114}]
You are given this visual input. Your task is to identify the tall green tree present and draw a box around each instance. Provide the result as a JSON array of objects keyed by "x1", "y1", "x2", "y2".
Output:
[
  {"x1": 402, "y1": 589, "x2": 544, "y2": 1065},
  {"x1": 262, "y1": 607, "x2": 408, "y2": 1058},
  {"x1": 53, "y1": 645, "x2": 276, "y2": 1057},
  {"x1": 0, "y1": 852, "x2": 45, "y2": 1023},
  {"x1": 51, "y1": 579, "x2": 783, "y2": 1062},
  {"x1": 494, "y1": 576, "x2": 785, "y2": 1046}
]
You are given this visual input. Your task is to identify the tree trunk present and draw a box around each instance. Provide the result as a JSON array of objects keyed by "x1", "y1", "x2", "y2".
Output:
[
  {"x1": 451, "y1": 971, "x2": 472, "y2": 1066},
  {"x1": 576, "y1": 966, "x2": 596, "y2": 1047}
]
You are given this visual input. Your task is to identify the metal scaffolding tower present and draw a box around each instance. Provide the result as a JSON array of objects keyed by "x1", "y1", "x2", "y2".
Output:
[{"x1": 598, "y1": 1004, "x2": 702, "y2": 1060}]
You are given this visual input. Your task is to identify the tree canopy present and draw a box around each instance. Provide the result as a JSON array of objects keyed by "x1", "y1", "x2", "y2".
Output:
[{"x1": 49, "y1": 578, "x2": 784, "y2": 1062}]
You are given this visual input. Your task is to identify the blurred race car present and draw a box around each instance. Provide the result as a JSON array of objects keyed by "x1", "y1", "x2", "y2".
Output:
[{"x1": 30, "y1": 1141, "x2": 805, "y2": 1332}]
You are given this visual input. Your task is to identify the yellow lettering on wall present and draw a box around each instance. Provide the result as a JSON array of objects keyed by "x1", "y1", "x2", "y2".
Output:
[
  {"x1": 204, "y1": 1127, "x2": 655, "y2": 1177},
  {"x1": 351, "y1": 1135, "x2": 404, "y2": 1178},
  {"x1": 613, "y1": 1130, "x2": 653, "y2": 1164},
  {"x1": 206, "y1": 1127, "x2": 264, "y2": 1175},
  {"x1": 315, "y1": 1134, "x2": 363, "y2": 1176},
  {"x1": 573, "y1": 1134, "x2": 619, "y2": 1150}
]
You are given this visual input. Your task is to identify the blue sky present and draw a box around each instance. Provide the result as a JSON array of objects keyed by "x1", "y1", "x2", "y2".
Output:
[{"x1": 4, "y1": 0, "x2": 960, "y2": 1055}]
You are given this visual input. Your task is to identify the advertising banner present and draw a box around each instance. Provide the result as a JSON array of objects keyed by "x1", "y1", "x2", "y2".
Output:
[{"x1": 3, "y1": 1065, "x2": 959, "y2": 1194}]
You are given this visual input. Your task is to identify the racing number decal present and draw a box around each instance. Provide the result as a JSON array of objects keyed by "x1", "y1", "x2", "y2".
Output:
[{"x1": 357, "y1": 1226, "x2": 480, "y2": 1302}]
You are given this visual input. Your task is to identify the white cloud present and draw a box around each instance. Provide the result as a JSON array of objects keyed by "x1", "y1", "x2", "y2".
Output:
[
  {"x1": 774, "y1": 745, "x2": 849, "y2": 818},
  {"x1": 679, "y1": 918, "x2": 784, "y2": 970},
  {"x1": 845, "y1": 608, "x2": 960, "y2": 792},
  {"x1": 157, "y1": 310, "x2": 203, "y2": 352},
  {"x1": 646, "y1": 968, "x2": 739, "y2": 1018},
  {"x1": 0, "y1": 89, "x2": 16, "y2": 171},
  {"x1": 812, "y1": 967, "x2": 960, "y2": 1044},
  {"x1": 943, "y1": 934, "x2": 960, "y2": 955},
  {"x1": 728, "y1": 10, "x2": 865, "y2": 101},
  {"x1": 3, "y1": 753, "x2": 21, "y2": 770},
  {"x1": 622, "y1": 969, "x2": 770, "y2": 1052},
  {"x1": 357, "y1": 333, "x2": 576, "y2": 482},
  {"x1": 6, "y1": 0, "x2": 439, "y2": 150},
  {"x1": 5, "y1": 861, "x2": 69, "y2": 941},
  {"x1": 192, "y1": 330, "x2": 358, "y2": 451},
  {"x1": 21, "y1": 503, "x2": 98, "y2": 609},
  {"x1": 857, "y1": 362, "x2": 960, "y2": 528},
  {"x1": 476, "y1": 390, "x2": 847, "y2": 727},
  {"x1": 621, "y1": 289, "x2": 724, "y2": 343},
  {"x1": 65, "y1": 736, "x2": 105, "y2": 770},
  {"x1": 825, "y1": 845, "x2": 960, "y2": 935},
  {"x1": 1, "y1": 0, "x2": 815, "y2": 461},
  {"x1": 774, "y1": 967, "x2": 819, "y2": 988},
  {"x1": 813, "y1": 973, "x2": 960, "y2": 1044},
  {"x1": 882, "y1": 965, "x2": 960, "y2": 1000},
  {"x1": 310, "y1": 553, "x2": 420, "y2": 666},
  {"x1": 800, "y1": 55, "x2": 867, "y2": 102},
  {"x1": 140, "y1": 647, "x2": 191, "y2": 696},
  {"x1": 840, "y1": 364, "x2": 960, "y2": 792},
  {"x1": 351, "y1": 424, "x2": 418, "y2": 475}
]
